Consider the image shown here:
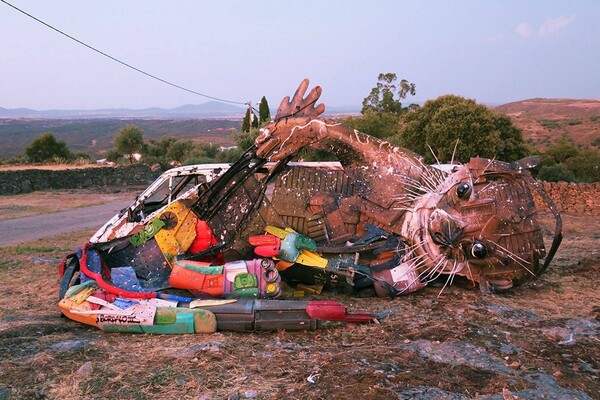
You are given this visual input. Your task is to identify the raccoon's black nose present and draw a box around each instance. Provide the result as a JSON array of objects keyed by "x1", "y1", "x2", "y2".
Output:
[{"x1": 429, "y1": 210, "x2": 464, "y2": 247}]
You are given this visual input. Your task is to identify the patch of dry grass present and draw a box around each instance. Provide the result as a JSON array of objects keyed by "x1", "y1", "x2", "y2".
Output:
[
  {"x1": 0, "y1": 164, "x2": 109, "y2": 172},
  {"x1": 0, "y1": 214, "x2": 598, "y2": 399}
]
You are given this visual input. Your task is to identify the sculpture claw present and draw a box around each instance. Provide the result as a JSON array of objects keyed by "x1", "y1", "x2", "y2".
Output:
[{"x1": 274, "y1": 79, "x2": 325, "y2": 121}]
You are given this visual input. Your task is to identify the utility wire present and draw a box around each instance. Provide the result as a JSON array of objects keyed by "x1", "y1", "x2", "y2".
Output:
[{"x1": 1, "y1": 0, "x2": 248, "y2": 106}]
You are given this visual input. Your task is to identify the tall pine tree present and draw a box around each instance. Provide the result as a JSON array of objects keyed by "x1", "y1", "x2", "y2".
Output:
[
  {"x1": 259, "y1": 96, "x2": 271, "y2": 123},
  {"x1": 242, "y1": 107, "x2": 252, "y2": 132}
]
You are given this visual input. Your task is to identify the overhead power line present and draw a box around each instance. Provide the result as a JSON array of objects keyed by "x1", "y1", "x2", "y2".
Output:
[{"x1": 0, "y1": 0, "x2": 248, "y2": 106}]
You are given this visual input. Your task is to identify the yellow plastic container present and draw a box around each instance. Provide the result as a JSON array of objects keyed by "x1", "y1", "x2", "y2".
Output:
[{"x1": 153, "y1": 200, "x2": 198, "y2": 267}]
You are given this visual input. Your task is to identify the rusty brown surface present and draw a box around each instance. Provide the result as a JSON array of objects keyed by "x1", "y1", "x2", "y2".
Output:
[{"x1": 252, "y1": 79, "x2": 562, "y2": 295}]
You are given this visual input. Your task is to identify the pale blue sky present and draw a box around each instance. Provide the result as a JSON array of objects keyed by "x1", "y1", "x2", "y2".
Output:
[{"x1": 1, "y1": 0, "x2": 598, "y2": 110}]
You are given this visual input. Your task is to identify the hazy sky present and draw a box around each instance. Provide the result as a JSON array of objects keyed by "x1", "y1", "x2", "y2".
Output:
[{"x1": 1, "y1": 0, "x2": 598, "y2": 110}]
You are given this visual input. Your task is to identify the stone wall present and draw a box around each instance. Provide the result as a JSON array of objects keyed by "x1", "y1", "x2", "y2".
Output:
[
  {"x1": 0, "y1": 165, "x2": 160, "y2": 195},
  {"x1": 533, "y1": 181, "x2": 600, "y2": 215}
]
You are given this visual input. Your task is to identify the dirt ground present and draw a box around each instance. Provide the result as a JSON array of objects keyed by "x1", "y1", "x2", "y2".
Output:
[{"x1": 0, "y1": 211, "x2": 598, "y2": 399}]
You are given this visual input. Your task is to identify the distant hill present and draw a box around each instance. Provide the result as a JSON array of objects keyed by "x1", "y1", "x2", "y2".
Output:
[
  {"x1": 494, "y1": 98, "x2": 600, "y2": 148},
  {"x1": 0, "y1": 118, "x2": 240, "y2": 159},
  {"x1": 3, "y1": 98, "x2": 598, "y2": 160},
  {"x1": 0, "y1": 101, "x2": 246, "y2": 119},
  {"x1": 0, "y1": 105, "x2": 365, "y2": 160}
]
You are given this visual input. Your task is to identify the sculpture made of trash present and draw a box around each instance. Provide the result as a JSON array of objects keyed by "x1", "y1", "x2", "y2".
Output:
[{"x1": 58, "y1": 80, "x2": 562, "y2": 333}]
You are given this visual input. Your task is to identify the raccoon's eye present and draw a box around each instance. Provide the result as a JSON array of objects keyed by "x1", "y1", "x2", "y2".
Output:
[
  {"x1": 471, "y1": 242, "x2": 488, "y2": 259},
  {"x1": 456, "y1": 183, "x2": 471, "y2": 198}
]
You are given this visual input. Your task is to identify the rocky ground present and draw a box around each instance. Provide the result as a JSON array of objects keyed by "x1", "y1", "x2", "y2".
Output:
[{"x1": 0, "y1": 213, "x2": 598, "y2": 399}]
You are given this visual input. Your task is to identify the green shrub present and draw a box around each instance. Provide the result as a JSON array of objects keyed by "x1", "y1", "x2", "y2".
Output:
[
  {"x1": 537, "y1": 164, "x2": 576, "y2": 182},
  {"x1": 26, "y1": 132, "x2": 73, "y2": 162},
  {"x1": 214, "y1": 148, "x2": 242, "y2": 163},
  {"x1": 0, "y1": 155, "x2": 28, "y2": 165},
  {"x1": 564, "y1": 149, "x2": 600, "y2": 182},
  {"x1": 542, "y1": 139, "x2": 579, "y2": 165}
]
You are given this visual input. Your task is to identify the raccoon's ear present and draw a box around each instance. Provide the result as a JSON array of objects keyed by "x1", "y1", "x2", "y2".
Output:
[{"x1": 511, "y1": 155, "x2": 541, "y2": 170}]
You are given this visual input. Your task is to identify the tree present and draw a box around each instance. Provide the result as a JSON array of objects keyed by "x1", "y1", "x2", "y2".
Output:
[
  {"x1": 234, "y1": 128, "x2": 260, "y2": 152},
  {"x1": 242, "y1": 110, "x2": 250, "y2": 133},
  {"x1": 537, "y1": 140, "x2": 600, "y2": 183},
  {"x1": 542, "y1": 139, "x2": 579, "y2": 165},
  {"x1": 242, "y1": 108, "x2": 259, "y2": 132},
  {"x1": 341, "y1": 73, "x2": 418, "y2": 142},
  {"x1": 341, "y1": 112, "x2": 400, "y2": 140},
  {"x1": 143, "y1": 136, "x2": 177, "y2": 159},
  {"x1": 398, "y1": 95, "x2": 528, "y2": 163},
  {"x1": 166, "y1": 139, "x2": 194, "y2": 164},
  {"x1": 105, "y1": 149, "x2": 123, "y2": 163},
  {"x1": 25, "y1": 132, "x2": 72, "y2": 163},
  {"x1": 259, "y1": 96, "x2": 271, "y2": 124},
  {"x1": 564, "y1": 148, "x2": 600, "y2": 182},
  {"x1": 361, "y1": 73, "x2": 417, "y2": 115},
  {"x1": 181, "y1": 142, "x2": 221, "y2": 165},
  {"x1": 492, "y1": 113, "x2": 531, "y2": 163},
  {"x1": 114, "y1": 125, "x2": 144, "y2": 164}
]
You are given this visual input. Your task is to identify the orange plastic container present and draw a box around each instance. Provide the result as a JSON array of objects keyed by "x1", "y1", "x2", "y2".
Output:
[{"x1": 168, "y1": 260, "x2": 224, "y2": 297}]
